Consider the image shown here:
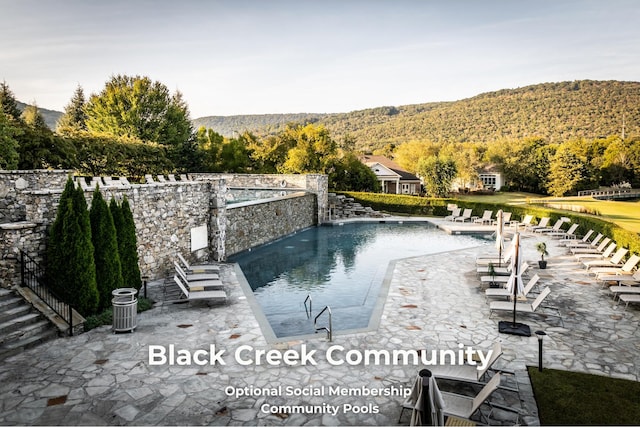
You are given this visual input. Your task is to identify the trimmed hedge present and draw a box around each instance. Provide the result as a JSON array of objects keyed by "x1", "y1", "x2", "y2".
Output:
[{"x1": 338, "y1": 191, "x2": 640, "y2": 256}]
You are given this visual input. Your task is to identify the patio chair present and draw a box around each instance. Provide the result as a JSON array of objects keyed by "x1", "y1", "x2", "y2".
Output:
[
  {"x1": 574, "y1": 242, "x2": 616, "y2": 261},
  {"x1": 427, "y1": 342, "x2": 504, "y2": 383},
  {"x1": 598, "y1": 269, "x2": 640, "y2": 287},
  {"x1": 173, "y1": 261, "x2": 219, "y2": 282},
  {"x1": 534, "y1": 218, "x2": 565, "y2": 234},
  {"x1": 618, "y1": 294, "x2": 640, "y2": 311},
  {"x1": 591, "y1": 254, "x2": 640, "y2": 278},
  {"x1": 570, "y1": 237, "x2": 611, "y2": 254},
  {"x1": 480, "y1": 262, "x2": 530, "y2": 285},
  {"x1": 566, "y1": 232, "x2": 603, "y2": 249},
  {"x1": 492, "y1": 212, "x2": 512, "y2": 225},
  {"x1": 174, "y1": 263, "x2": 224, "y2": 291},
  {"x1": 400, "y1": 372, "x2": 503, "y2": 425},
  {"x1": 489, "y1": 287, "x2": 552, "y2": 317},
  {"x1": 547, "y1": 223, "x2": 579, "y2": 239},
  {"x1": 454, "y1": 208, "x2": 473, "y2": 222},
  {"x1": 560, "y1": 229, "x2": 593, "y2": 246},
  {"x1": 609, "y1": 284, "x2": 640, "y2": 301},
  {"x1": 477, "y1": 261, "x2": 517, "y2": 275},
  {"x1": 485, "y1": 274, "x2": 540, "y2": 300},
  {"x1": 173, "y1": 275, "x2": 226, "y2": 303},
  {"x1": 516, "y1": 214, "x2": 534, "y2": 229},
  {"x1": 445, "y1": 208, "x2": 461, "y2": 221},
  {"x1": 144, "y1": 174, "x2": 155, "y2": 184},
  {"x1": 474, "y1": 210, "x2": 493, "y2": 224},
  {"x1": 526, "y1": 217, "x2": 550, "y2": 232},
  {"x1": 582, "y1": 248, "x2": 628, "y2": 269},
  {"x1": 177, "y1": 253, "x2": 220, "y2": 274}
]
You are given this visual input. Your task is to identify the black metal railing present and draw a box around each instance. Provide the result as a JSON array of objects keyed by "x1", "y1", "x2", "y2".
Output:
[{"x1": 20, "y1": 250, "x2": 74, "y2": 336}]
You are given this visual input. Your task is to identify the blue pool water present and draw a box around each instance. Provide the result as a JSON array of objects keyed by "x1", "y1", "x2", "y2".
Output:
[{"x1": 229, "y1": 222, "x2": 485, "y2": 338}]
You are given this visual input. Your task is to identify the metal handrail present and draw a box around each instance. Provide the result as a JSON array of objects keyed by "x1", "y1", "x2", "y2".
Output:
[
  {"x1": 20, "y1": 250, "x2": 74, "y2": 336},
  {"x1": 314, "y1": 305, "x2": 332, "y2": 342},
  {"x1": 304, "y1": 294, "x2": 312, "y2": 319}
]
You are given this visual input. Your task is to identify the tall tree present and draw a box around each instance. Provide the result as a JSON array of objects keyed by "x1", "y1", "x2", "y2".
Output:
[
  {"x1": 327, "y1": 152, "x2": 381, "y2": 192},
  {"x1": 279, "y1": 124, "x2": 337, "y2": 174},
  {"x1": 84, "y1": 75, "x2": 192, "y2": 147},
  {"x1": 117, "y1": 196, "x2": 142, "y2": 290},
  {"x1": 0, "y1": 81, "x2": 22, "y2": 122},
  {"x1": 56, "y1": 85, "x2": 88, "y2": 134},
  {"x1": 547, "y1": 143, "x2": 589, "y2": 196},
  {"x1": 46, "y1": 178, "x2": 99, "y2": 316},
  {"x1": 90, "y1": 187, "x2": 124, "y2": 310},
  {"x1": 0, "y1": 112, "x2": 20, "y2": 169},
  {"x1": 21, "y1": 103, "x2": 48, "y2": 130},
  {"x1": 417, "y1": 155, "x2": 457, "y2": 197}
]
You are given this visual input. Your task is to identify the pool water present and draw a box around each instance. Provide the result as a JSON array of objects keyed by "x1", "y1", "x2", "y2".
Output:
[{"x1": 229, "y1": 222, "x2": 485, "y2": 338}]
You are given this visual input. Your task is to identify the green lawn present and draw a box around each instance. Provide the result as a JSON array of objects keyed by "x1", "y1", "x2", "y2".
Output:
[
  {"x1": 454, "y1": 192, "x2": 640, "y2": 234},
  {"x1": 528, "y1": 367, "x2": 640, "y2": 425}
]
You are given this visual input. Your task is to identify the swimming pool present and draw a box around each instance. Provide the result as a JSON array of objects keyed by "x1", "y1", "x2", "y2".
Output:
[{"x1": 230, "y1": 221, "x2": 486, "y2": 339}]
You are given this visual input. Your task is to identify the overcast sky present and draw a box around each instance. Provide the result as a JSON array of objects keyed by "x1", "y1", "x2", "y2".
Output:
[{"x1": 2, "y1": 0, "x2": 639, "y2": 118}]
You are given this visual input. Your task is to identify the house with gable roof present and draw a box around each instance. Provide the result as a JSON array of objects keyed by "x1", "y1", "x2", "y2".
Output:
[{"x1": 360, "y1": 155, "x2": 421, "y2": 195}]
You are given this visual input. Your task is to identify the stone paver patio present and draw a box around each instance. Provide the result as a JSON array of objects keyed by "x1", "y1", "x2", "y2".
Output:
[{"x1": 0, "y1": 218, "x2": 638, "y2": 425}]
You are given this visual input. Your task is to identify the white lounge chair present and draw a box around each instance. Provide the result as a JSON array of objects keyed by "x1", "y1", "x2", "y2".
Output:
[
  {"x1": 618, "y1": 294, "x2": 640, "y2": 311},
  {"x1": 609, "y1": 283, "x2": 640, "y2": 301},
  {"x1": 567, "y1": 232, "x2": 603, "y2": 250},
  {"x1": 570, "y1": 237, "x2": 611, "y2": 254},
  {"x1": 427, "y1": 342, "x2": 504, "y2": 383},
  {"x1": 480, "y1": 262, "x2": 530, "y2": 285},
  {"x1": 535, "y1": 218, "x2": 564, "y2": 234},
  {"x1": 548, "y1": 223, "x2": 579, "y2": 239},
  {"x1": 485, "y1": 274, "x2": 540, "y2": 300},
  {"x1": 574, "y1": 242, "x2": 616, "y2": 260},
  {"x1": 474, "y1": 210, "x2": 493, "y2": 224},
  {"x1": 582, "y1": 248, "x2": 628, "y2": 269},
  {"x1": 599, "y1": 269, "x2": 640, "y2": 287},
  {"x1": 493, "y1": 212, "x2": 512, "y2": 225},
  {"x1": 440, "y1": 373, "x2": 502, "y2": 422},
  {"x1": 445, "y1": 208, "x2": 461, "y2": 221},
  {"x1": 516, "y1": 215, "x2": 534, "y2": 229},
  {"x1": 173, "y1": 261, "x2": 219, "y2": 281},
  {"x1": 173, "y1": 275, "x2": 226, "y2": 303},
  {"x1": 177, "y1": 253, "x2": 220, "y2": 274},
  {"x1": 174, "y1": 263, "x2": 223, "y2": 291},
  {"x1": 591, "y1": 254, "x2": 640, "y2": 278},
  {"x1": 489, "y1": 286, "x2": 552, "y2": 317},
  {"x1": 527, "y1": 217, "x2": 550, "y2": 232},
  {"x1": 454, "y1": 208, "x2": 473, "y2": 222},
  {"x1": 561, "y1": 229, "x2": 594, "y2": 246}
]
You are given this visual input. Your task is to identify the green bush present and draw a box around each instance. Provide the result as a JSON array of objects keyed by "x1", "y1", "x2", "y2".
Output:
[{"x1": 83, "y1": 296, "x2": 154, "y2": 332}]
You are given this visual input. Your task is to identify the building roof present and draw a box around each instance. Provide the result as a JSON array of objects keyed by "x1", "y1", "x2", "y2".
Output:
[{"x1": 360, "y1": 155, "x2": 420, "y2": 181}]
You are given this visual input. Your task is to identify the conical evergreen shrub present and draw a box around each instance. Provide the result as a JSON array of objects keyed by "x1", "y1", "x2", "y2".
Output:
[
  {"x1": 90, "y1": 186, "x2": 123, "y2": 311},
  {"x1": 111, "y1": 196, "x2": 142, "y2": 290},
  {"x1": 46, "y1": 177, "x2": 99, "y2": 316}
]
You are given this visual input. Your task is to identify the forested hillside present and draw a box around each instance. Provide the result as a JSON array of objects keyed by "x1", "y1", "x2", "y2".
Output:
[
  {"x1": 16, "y1": 101, "x2": 62, "y2": 130},
  {"x1": 194, "y1": 80, "x2": 640, "y2": 152}
]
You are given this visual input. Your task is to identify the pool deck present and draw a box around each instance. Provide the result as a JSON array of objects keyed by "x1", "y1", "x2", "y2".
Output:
[{"x1": 1, "y1": 217, "x2": 638, "y2": 425}]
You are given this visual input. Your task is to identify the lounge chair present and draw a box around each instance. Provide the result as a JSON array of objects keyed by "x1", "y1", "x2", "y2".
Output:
[
  {"x1": 493, "y1": 212, "x2": 512, "y2": 225},
  {"x1": 570, "y1": 237, "x2": 611, "y2": 254},
  {"x1": 477, "y1": 261, "x2": 516, "y2": 275},
  {"x1": 144, "y1": 174, "x2": 155, "y2": 184},
  {"x1": 168, "y1": 174, "x2": 177, "y2": 182},
  {"x1": 427, "y1": 342, "x2": 504, "y2": 383},
  {"x1": 173, "y1": 261, "x2": 219, "y2": 281},
  {"x1": 574, "y1": 242, "x2": 616, "y2": 260},
  {"x1": 474, "y1": 210, "x2": 493, "y2": 224},
  {"x1": 598, "y1": 269, "x2": 640, "y2": 287},
  {"x1": 489, "y1": 287, "x2": 551, "y2": 317},
  {"x1": 174, "y1": 264, "x2": 224, "y2": 291},
  {"x1": 609, "y1": 284, "x2": 640, "y2": 301},
  {"x1": 561, "y1": 229, "x2": 594, "y2": 246},
  {"x1": 454, "y1": 208, "x2": 473, "y2": 222},
  {"x1": 445, "y1": 208, "x2": 461, "y2": 221},
  {"x1": 535, "y1": 218, "x2": 565, "y2": 234},
  {"x1": 400, "y1": 372, "x2": 502, "y2": 425},
  {"x1": 618, "y1": 294, "x2": 640, "y2": 311},
  {"x1": 516, "y1": 215, "x2": 534, "y2": 229},
  {"x1": 582, "y1": 248, "x2": 628, "y2": 269},
  {"x1": 485, "y1": 274, "x2": 540, "y2": 300},
  {"x1": 566, "y1": 232, "x2": 603, "y2": 250},
  {"x1": 548, "y1": 223, "x2": 579, "y2": 239},
  {"x1": 527, "y1": 217, "x2": 550, "y2": 232},
  {"x1": 177, "y1": 253, "x2": 220, "y2": 274},
  {"x1": 173, "y1": 275, "x2": 226, "y2": 303},
  {"x1": 157, "y1": 175, "x2": 167, "y2": 183},
  {"x1": 591, "y1": 254, "x2": 640, "y2": 278},
  {"x1": 480, "y1": 263, "x2": 530, "y2": 285}
]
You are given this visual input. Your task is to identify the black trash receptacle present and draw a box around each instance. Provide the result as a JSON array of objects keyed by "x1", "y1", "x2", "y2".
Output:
[{"x1": 112, "y1": 288, "x2": 138, "y2": 332}]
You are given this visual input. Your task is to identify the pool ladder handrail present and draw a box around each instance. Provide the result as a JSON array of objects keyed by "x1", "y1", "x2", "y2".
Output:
[
  {"x1": 304, "y1": 294, "x2": 312, "y2": 319},
  {"x1": 314, "y1": 305, "x2": 332, "y2": 342}
]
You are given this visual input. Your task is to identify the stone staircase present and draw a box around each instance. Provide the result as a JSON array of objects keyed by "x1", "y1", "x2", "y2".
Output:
[
  {"x1": 327, "y1": 193, "x2": 385, "y2": 220},
  {"x1": 0, "y1": 288, "x2": 59, "y2": 361}
]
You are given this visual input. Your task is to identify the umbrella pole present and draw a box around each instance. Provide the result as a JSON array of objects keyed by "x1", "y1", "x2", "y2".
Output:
[{"x1": 498, "y1": 232, "x2": 531, "y2": 337}]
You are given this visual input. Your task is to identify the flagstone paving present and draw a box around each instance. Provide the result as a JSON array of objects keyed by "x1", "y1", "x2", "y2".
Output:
[{"x1": 0, "y1": 218, "x2": 638, "y2": 425}]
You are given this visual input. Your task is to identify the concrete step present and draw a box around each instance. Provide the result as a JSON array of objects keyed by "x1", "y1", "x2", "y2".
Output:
[
  {"x1": 0, "y1": 319, "x2": 53, "y2": 346},
  {"x1": 0, "y1": 311, "x2": 42, "y2": 334},
  {"x1": 0, "y1": 304, "x2": 32, "y2": 325},
  {"x1": 0, "y1": 328, "x2": 58, "y2": 361},
  {"x1": 0, "y1": 296, "x2": 24, "y2": 312},
  {"x1": 0, "y1": 288, "x2": 13, "y2": 298}
]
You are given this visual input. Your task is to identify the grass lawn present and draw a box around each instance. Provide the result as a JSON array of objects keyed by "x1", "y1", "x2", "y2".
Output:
[
  {"x1": 528, "y1": 367, "x2": 640, "y2": 425},
  {"x1": 455, "y1": 192, "x2": 640, "y2": 234}
]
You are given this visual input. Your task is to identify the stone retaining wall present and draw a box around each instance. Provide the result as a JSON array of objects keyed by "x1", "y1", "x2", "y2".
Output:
[{"x1": 0, "y1": 171, "x2": 324, "y2": 287}]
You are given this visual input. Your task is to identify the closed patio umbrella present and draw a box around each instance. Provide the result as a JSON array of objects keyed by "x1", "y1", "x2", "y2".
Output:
[
  {"x1": 495, "y1": 210, "x2": 505, "y2": 267},
  {"x1": 499, "y1": 232, "x2": 531, "y2": 336}
]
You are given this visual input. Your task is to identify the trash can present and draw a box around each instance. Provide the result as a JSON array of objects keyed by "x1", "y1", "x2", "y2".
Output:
[{"x1": 112, "y1": 288, "x2": 138, "y2": 332}]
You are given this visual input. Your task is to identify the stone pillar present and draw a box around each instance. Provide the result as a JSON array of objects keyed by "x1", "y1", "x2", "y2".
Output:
[{"x1": 208, "y1": 178, "x2": 228, "y2": 261}]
